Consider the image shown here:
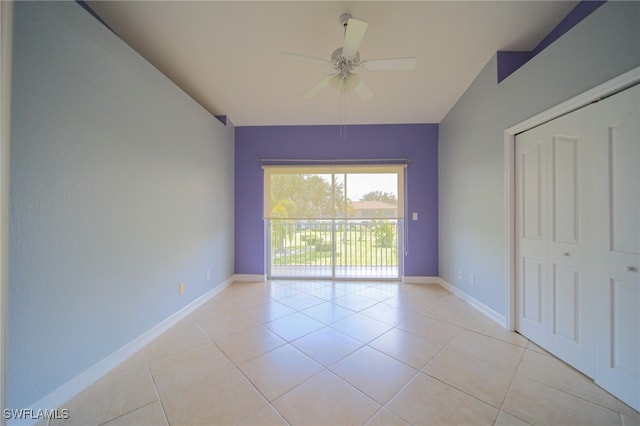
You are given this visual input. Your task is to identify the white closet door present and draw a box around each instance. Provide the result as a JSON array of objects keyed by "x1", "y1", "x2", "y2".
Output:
[
  {"x1": 516, "y1": 109, "x2": 594, "y2": 377},
  {"x1": 543, "y1": 111, "x2": 594, "y2": 377},
  {"x1": 517, "y1": 84, "x2": 639, "y2": 410},
  {"x1": 516, "y1": 126, "x2": 549, "y2": 346},
  {"x1": 590, "y1": 85, "x2": 639, "y2": 411}
]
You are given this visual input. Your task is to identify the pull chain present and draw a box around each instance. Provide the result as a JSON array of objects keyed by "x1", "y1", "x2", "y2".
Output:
[{"x1": 340, "y1": 90, "x2": 347, "y2": 141}]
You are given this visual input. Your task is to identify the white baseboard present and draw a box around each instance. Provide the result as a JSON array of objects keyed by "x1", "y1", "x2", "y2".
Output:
[
  {"x1": 232, "y1": 274, "x2": 266, "y2": 282},
  {"x1": 437, "y1": 278, "x2": 506, "y2": 327},
  {"x1": 15, "y1": 275, "x2": 235, "y2": 426},
  {"x1": 402, "y1": 276, "x2": 440, "y2": 284},
  {"x1": 399, "y1": 276, "x2": 507, "y2": 328}
]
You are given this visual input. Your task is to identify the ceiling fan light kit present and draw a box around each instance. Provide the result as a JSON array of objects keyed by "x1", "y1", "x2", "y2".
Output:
[{"x1": 282, "y1": 13, "x2": 417, "y2": 100}]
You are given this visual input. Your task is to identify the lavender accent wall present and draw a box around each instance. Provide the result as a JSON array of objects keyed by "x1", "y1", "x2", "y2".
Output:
[{"x1": 235, "y1": 124, "x2": 438, "y2": 277}]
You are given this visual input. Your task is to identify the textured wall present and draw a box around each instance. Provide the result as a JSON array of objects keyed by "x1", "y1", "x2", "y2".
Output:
[
  {"x1": 235, "y1": 124, "x2": 438, "y2": 277},
  {"x1": 439, "y1": 1, "x2": 640, "y2": 315},
  {"x1": 9, "y1": 1, "x2": 234, "y2": 408}
]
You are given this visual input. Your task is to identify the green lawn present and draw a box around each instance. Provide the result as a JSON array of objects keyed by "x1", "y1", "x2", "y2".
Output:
[{"x1": 271, "y1": 221, "x2": 398, "y2": 267}]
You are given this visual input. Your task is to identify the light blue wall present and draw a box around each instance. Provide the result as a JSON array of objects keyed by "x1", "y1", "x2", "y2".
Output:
[
  {"x1": 439, "y1": 1, "x2": 640, "y2": 315},
  {"x1": 9, "y1": 1, "x2": 234, "y2": 408}
]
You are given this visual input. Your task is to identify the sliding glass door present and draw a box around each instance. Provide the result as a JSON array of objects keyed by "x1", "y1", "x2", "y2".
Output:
[{"x1": 264, "y1": 165, "x2": 404, "y2": 280}]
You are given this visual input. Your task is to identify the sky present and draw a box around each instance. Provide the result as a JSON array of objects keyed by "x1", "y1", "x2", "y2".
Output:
[{"x1": 341, "y1": 173, "x2": 398, "y2": 201}]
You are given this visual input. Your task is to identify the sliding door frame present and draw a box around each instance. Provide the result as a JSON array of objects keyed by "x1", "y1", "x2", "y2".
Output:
[{"x1": 264, "y1": 164, "x2": 405, "y2": 281}]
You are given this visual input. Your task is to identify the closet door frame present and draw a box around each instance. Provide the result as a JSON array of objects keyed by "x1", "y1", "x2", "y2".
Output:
[{"x1": 503, "y1": 67, "x2": 640, "y2": 332}]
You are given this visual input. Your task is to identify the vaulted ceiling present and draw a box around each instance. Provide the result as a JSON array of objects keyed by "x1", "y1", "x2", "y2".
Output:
[{"x1": 87, "y1": 1, "x2": 577, "y2": 126}]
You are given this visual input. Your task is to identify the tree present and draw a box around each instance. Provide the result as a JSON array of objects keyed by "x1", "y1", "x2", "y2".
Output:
[
  {"x1": 361, "y1": 190, "x2": 397, "y2": 204},
  {"x1": 374, "y1": 221, "x2": 395, "y2": 247},
  {"x1": 270, "y1": 198, "x2": 296, "y2": 252},
  {"x1": 270, "y1": 173, "x2": 346, "y2": 218},
  {"x1": 271, "y1": 197, "x2": 295, "y2": 219}
]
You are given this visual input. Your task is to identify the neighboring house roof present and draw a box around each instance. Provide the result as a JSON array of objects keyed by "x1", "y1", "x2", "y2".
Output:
[{"x1": 351, "y1": 200, "x2": 398, "y2": 210}]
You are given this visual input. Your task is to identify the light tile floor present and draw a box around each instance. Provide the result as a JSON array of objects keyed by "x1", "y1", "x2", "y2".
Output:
[{"x1": 49, "y1": 280, "x2": 639, "y2": 426}]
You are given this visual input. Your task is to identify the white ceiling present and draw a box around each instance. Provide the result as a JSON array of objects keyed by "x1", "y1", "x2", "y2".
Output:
[{"x1": 87, "y1": 1, "x2": 578, "y2": 126}]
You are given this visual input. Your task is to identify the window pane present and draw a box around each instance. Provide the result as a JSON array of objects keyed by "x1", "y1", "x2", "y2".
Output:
[
  {"x1": 269, "y1": 173, "x2": 333, "y2": 219},
  {"x1": 346, "y1": 173, "x2": 399, "y2": 219},
  {"x1": 264, "y1": 165, "x2": 404, "y2": 219}
]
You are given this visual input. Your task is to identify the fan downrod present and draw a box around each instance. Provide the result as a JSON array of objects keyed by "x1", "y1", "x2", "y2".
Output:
[{"x1": 339, "y1": 13, "x2": 352, "y2": 28}]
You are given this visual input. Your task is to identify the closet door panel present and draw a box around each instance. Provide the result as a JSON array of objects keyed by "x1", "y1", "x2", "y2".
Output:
[
  {"x1": 552, "y1": 136, "x2": 579, "y2": 245},
  {"x1": 545, "y1": 111, "x2": 593, "y2": 377},
  {"x1": 523, "y1": 142, "x2": 544, "y2": 241},
  {"x1": 609, "y1": 119, "x2": 639, "y2": 255},
  {"x1": 522, "y1": 257, "x2": 543, "y2": 323},
  {"x1": 552, "y1": 264, "x2": 579, "y2": 342},
  {"x1": 592, "y1": 85, "x2": 640, "y2": 411},
  {"x1": 516, "y1": 132, "x2": 548, "y2": 345}
]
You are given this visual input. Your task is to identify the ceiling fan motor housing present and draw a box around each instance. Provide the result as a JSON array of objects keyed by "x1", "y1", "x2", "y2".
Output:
[{"x1": 331, "y1": 48, "x2": 360, "y2": 78}]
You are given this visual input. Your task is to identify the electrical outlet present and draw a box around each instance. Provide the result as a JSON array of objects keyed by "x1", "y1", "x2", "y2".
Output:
[
  {"x1": 469, "y1": 273, "x2": 475, "y2": 286},
  {"x1": 206, "y1": 269, "x2": 211, "y2": 281},
  {"x1": 179, "y1": 282, "x2": 185, "y2": 295},
  {"x1": 458, "y1": 270, "x2": 463, "y2": 281}
]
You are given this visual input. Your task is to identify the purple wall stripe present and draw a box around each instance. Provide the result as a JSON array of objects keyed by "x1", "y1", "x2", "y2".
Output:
[
  {"x1": 531, "y1": 1, "x2": 606, "y2": 57},
  {"x1": 497, "y1": 0, "x2": 606, "y2": 83},
  {"x1": 497, "y1": 51, "x2": 533, "y2": 84},
  {"x1": 76, "y1": 1, "x2": 116, "y2": 34}
]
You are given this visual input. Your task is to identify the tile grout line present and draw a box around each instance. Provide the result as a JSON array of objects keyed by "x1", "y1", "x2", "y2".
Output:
[
  {"x1": 418, "y1": 370, "x2": 502, "y2": 417},
  {"x1": 493, "y1": 339, "x2": 531, "y2": 425},
  {"x1": 231, "y1": 283, "x2": 388, "y2": 425},
  {"x1": 143, "y1": 352, "x2": 171, "y2": 426},
  {"x1": 143, "y1": 340, "x2": 212, "y2": 371},
  {"x1": 146, "y1": 312, "x2": 263, "y2": 425},
  {"x1": 516, "y1": 348, "x2": 626, "y2": 416},
  {"x1": 209, "y1": 325, "x2": 277, "y2": 423},
  {"x1": 210, "y1": 294, "x2": 322, "y2": 426},
  {"x1": 367, "y1": 327, "x2": 464, "y2": 425},
  {"x1": 371, "y1": 368, "x2": 422, "y2": 425},
  {"x1": 96, "y1": 400, "x2": 161, "y2": 426},
  {"x1": 232, "y1": 355, "x2": 326, "y2": 426},
  {"x1": 204, "y1": 316, "x2": 293, "y2": 426},
  {"x1": 229, "y1": 363, "x2": 286, "y2": 424},
  {"x1": 367, "y1": 331, "x2": 433, "y2": 369},
  {"x1": 407, "y1": 325, "x2": 532, "y2": 420}
]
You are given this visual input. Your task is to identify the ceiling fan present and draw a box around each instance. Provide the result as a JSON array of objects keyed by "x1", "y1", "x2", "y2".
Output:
[{"x1": 282, "y1": 13, "x2": 417, "y2": 101}]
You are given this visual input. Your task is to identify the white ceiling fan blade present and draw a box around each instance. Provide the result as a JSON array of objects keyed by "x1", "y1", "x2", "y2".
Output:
[
  {"x1": 302, "y1": 74, "x2": 335, "y2": 99},
  {"x1": 360, "y1": 57, "x2": 417, "y2": 71},
  {"x1": 342, "y1": 18, "x2": 368, "y2": 58},
  {"x1": 353, "y1": 79, "x2": 374, "y2": 101},
  {"x1": 281, "y1": 52, "x2": 331, "y2": 66}
]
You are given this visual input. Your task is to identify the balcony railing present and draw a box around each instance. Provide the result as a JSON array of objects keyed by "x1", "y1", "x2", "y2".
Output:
[{"x1": 268, "y1": 219, "x2": 400, "y2": 279}]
